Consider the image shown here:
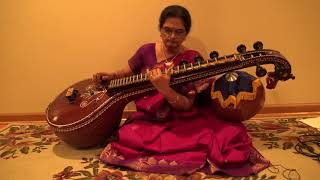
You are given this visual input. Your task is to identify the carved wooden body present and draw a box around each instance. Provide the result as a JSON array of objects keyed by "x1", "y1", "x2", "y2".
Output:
[{"x1": 46, "y1": 47, "x2": 295, "y2": 148}]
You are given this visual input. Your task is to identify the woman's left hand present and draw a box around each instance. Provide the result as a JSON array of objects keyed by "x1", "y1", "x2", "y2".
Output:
[{"x1": 148, "y1": 68, "x2": 172, "y2": 94}]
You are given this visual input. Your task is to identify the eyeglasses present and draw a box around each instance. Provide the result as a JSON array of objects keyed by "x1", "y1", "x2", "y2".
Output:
[{"x1": 161, "y1": 27, "x2": 186, "y2": 37}]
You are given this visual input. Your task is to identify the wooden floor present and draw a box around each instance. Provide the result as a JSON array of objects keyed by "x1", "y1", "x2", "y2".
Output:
[{"x1": 0, "y1": 103, "x2": 319, "y2": 122}]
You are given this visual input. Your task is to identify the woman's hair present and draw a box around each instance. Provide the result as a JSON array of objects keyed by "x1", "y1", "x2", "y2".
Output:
[{"x1": 159, "y1": 5, "x2": 192, "y2": 34}]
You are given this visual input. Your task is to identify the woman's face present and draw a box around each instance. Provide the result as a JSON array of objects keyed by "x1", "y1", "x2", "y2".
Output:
[{"x1": 160, "y1": 17, "x2": 187, "y2": 50}]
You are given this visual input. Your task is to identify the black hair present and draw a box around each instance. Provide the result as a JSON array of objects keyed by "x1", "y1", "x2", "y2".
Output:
[{"x1": 159, "y1": 5, "x2": 192, "y2": 34}]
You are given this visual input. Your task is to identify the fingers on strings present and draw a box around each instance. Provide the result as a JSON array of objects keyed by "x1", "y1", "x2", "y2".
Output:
[{"x1": 148, "y1": 68, "x2": 172, "y2": 79}]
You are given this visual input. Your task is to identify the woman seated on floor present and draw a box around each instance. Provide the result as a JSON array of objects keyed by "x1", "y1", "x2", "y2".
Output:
[{"x1": 93, "y1": 5, "x2": 269, "y2": 177}]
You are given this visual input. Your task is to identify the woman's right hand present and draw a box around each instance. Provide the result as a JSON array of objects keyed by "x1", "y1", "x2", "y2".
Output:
[{"x1": 92, "y1": 72, "x2": 115, "y2": 84}]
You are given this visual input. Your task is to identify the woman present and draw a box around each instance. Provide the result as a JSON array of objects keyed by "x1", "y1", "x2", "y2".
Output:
[{"x1": 93, "y1": 5, "x2": 269, "y2": 177}]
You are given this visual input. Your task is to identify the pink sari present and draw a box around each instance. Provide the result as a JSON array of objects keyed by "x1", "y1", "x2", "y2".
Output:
[{"x1": 100, "y1": 43, "x2": 269, "y2": 176}]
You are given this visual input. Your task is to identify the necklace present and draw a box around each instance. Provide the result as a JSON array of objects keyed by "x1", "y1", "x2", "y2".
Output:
[{"x1": 162, "y1": 44, "x2": 181, "y2": 67}]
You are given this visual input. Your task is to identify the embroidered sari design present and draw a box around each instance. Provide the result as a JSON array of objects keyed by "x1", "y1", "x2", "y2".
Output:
[{"x1": 100, "y1": 43, "x2": 269, "y2": 177}]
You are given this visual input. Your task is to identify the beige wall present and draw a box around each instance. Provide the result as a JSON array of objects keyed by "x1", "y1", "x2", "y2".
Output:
[{"x1": 1, "y1": 0, "x2": 320, "y2": 114}]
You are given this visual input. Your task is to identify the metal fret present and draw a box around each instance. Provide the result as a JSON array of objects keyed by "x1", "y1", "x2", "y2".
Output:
[
  {"x1": 118, "y1": 78, "x2": 122, "y2": 86},
  {"x1": 124, "y1": 77, "x2": 128, "y2": 85},
  {"x1": 110, "y1": 80, "x2": 114, "y2": 87},
  {"x1": 114, "y1": 79, "x2": 119, "y2": 87}
]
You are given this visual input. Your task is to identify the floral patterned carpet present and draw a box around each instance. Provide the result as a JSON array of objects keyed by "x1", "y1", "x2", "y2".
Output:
[{"x1": 0, "y1": 115, "x2": 319, "y2": 180}]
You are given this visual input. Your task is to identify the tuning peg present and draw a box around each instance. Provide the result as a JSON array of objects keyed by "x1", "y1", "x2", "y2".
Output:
[
  {"x1": 194, "y1": 56, "x2": 204, "y2": 64},
  {"x1": 209, "y1": 51, "x2": 219, "y2": 59},
  {"x1": 179, "y1": 60, "x2": 188, "y2": 66},
  {"x1": 256, "y1": 65, "x2": 267, "y2": 77},
  {"x1": 237, "y1": 44, "x2": 247, "y2": 53},
  {"x1": 253, "y1": 41, "x2": 263, "y2": 50}
]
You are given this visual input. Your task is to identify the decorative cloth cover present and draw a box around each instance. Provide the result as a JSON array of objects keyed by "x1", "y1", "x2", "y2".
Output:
[{"x1": 211, "y1": 71, "x2": 265, "y2": 122}]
